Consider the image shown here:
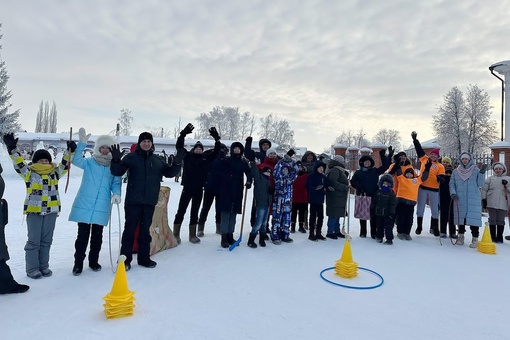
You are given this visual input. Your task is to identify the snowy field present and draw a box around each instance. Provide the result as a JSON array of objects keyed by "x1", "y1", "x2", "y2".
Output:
[{"x1": 1, "y1": 150, "x2": 509, "y2": 340}]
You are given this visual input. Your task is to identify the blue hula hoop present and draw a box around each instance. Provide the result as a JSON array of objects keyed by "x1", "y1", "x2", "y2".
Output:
[{"x1": 320, "y1": 266, "x2": 384, "y2": 290}]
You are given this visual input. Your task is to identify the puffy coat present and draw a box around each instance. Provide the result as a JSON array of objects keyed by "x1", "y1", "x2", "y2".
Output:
[
  {"x1": 449, "y1": 156, "x2": 485, "y2": 227},
  {"x1": 69, "y1": 141, "x2": 122, "y2": 226},
  {"x1": 250, "y1": 162, "x2": 273, "y2": 208},
  {"x1": 325, "y1": 159, "x2": 349, "y2": 218},
  {"x1": 217, "y1": 151, "x2": 252, "y2": 214},
  {"x1": 306, "y1": 161, "x2": 329, "y2": 204},
  {"x1": 480, "y1": 163, "x2": 510, "y2": 210}
]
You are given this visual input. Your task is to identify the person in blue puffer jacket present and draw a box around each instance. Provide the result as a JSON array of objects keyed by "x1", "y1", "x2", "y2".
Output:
[{"x1": 69, "y1": 128, "x2": 122, "y2": 276}]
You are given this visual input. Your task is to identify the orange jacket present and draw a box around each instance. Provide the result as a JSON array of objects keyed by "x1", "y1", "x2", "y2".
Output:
[
  {"x1": 395, "y1": 175, "x2": 424, "y2": 204},
  {"x1": 418, "y1": 156, "x2": 444, "y2": 190}
]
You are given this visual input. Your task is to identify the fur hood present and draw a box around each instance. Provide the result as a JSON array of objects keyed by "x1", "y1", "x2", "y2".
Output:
[{"x1": 378, "y1": 173, "x2": 394, "y2": 189}]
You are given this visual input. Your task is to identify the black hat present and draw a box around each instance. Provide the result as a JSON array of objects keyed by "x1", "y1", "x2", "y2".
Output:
[
  {"x1": 32, "y1": 149, "x2": 52, "y2": 163},
  {"x1": 138, "y1": 132, "x2": 154, "y2": 145},
  {"x1": 193, "y1": 141, "x2": 204, "y2": 150},
  {"x1": 404, "y1": 168, "x2": 415, "y2": 177}
]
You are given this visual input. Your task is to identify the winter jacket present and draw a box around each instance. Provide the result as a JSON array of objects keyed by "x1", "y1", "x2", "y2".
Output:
[
  {"x1": 272, "y1": 157, "x2": 298, "y2": 214},
  {"x1": 292, "y1": 172, "x2": 308, "y2": 204},
  {"x1": 371, "y1": 190, "x2": 397, "y2": 218},
  {"x1": 480, "y1": 163, "x2": 510, "y2": 211},
  {"x1": 351, "y1": 155, "x2": 388, "y2": 197},
  {"x1": 449, "y1": 156, "x2": 485, "y2": 227},
  {"x1": 301, "y1": 151, "x2": 317, "y2": 174},
  {"x1": 325, "y1": 159, "x2": 349, "y2": 218},
  {"x1": 250, "y1": 162, "x2": 273, "y2": 208},
  {"x1": 217, "y1": 151, "x2": 252, "y2": 214},
  {"x1": 306, "y1": 161, "x2": 330, "y2": 205},
  {"x1": 68, "y1": 141, "x2": 122, "y2": 226},
  {"x1": 393, "y1": 165, "x2": 430, "y2": 205},
  {"x1": 9, "y1": 150, "x2": 70, "y2": 215},
  {"x1": 110, "y1": 146, "x2": 180, "y2": 206}
]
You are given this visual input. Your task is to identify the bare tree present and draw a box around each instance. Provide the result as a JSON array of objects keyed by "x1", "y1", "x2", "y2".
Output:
[
  {"x1": 464, "y1": 84, "x2": 498, "y2": 154},
  {"x1": 42, "y1": 101, "x2": 50, "y2": 133},
  {"x1": 240, "y1": 111, "x2": 256, "y2": 138},
  {"x1": 372, "y1": 128, "x2": 401, "y2": 150},
  {"x1": 118, "y1": 108, "x2": 133, "y2": 136},
  {"x1": 433, "y1": 86, "x2": 465, "y2": 155},
  {"x1": 49, "y1": 101, "x2": 57, "y2": 133},
  {"x1": 35, "y1": 100, "x2": 43, "y2": 132},
  {"x1": 333, "y1": 129, "x2": 370, "y2": 148},
  {"x1": 258, "y1": 114, "x2": 295, "y2": 148},
  {"x1": 173, "y1": 117, "x2": 183, "y2": 138}
]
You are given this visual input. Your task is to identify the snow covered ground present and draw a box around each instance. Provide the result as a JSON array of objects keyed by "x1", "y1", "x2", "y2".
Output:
[{"x1": 1, "y1": 149, "x2": 509, "y2": 340}]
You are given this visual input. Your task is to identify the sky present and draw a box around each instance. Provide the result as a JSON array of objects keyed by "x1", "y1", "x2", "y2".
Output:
[
  {"x1": 1, "y1": 148, "x2": 509, "y2": 339},
  {"x1": 1, "y1": 0, "x2": 510, "y2": 153}
]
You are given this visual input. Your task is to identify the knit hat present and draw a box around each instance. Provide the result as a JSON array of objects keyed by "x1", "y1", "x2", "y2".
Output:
[
  {"x1": 334, "y1": 155, "x2": 345, "y2": 166},
  {"x1": 266, "y1": 147, "x2": 277, "y2": 156},
  {"x1": 32, "y1": 149, "x2": 52, "y2": 163},
  {"x1": 430, "y1": 148, "x2": 440, "y2": 157},
  {"x1": 193, "y1": 141, "x2": 204, "y2": 151},
  {"x1": 493, "y1": 162, "x2": 506, "y2": 172},
  {"x1": 460, "y1": 152, "x2": 471, "y2": 160},
  {"x1": 441, "y1": 156, "x2": 452, "y2": 165},
  {"x1": 138, "y1": 132, "x2": 153, "y2": 145}
]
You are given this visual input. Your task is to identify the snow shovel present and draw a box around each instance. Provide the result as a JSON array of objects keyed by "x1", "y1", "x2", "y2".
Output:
[{"x1": 229, "y1": 187, "x2": 249, "y2": 251}]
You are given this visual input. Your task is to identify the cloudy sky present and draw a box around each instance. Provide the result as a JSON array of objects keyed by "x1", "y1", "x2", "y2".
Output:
[{"x1": 1, "y1": 0, "x2": 509, "y2": 152}]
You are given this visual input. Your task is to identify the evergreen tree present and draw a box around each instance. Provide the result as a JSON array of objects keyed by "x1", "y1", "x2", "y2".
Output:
[{"x1": 0, "y1": 24, "x2": 21, "y2": 136}]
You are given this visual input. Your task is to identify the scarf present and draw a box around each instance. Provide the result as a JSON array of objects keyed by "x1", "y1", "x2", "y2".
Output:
[
  {"x1": 29, "y1": 163, "x2": 56, "y2": 175},
  {"x1": 456, "y1": 162, "x2": 476, "y2": 181},
  {"x1": 93, "y1": 153, "x2": 112, "y2": 167}
]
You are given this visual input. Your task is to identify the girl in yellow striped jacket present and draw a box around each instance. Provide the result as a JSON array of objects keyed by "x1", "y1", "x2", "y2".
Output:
[{"x1": 3, "y1": 133, "x2": 75, "y2": 279}]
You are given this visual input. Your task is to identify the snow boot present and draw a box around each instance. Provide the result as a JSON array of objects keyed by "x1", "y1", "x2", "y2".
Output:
[
  {"x1": 308, "y1": 227, "x2": 317, "y2": 241},
  {"x1": 469, "y1": 237, "x2": 478, "y2": 248},
  {"x1": 496, "y1": 225, "x2": 504, "y2": 243},
  {"x1": 221, "y1": 234, "x2": 229, "y2": 248},
  {"x1": 247, "y1": 233, "x2": 257, "y2": 248},
  {"x1": 336, "y1": 232, "x2": 346, "y2": 238},
  {"x1": 138, "y1": 258, "x2": 157, "y2": 268},
  {"x1": 173, "y1": 223, "x2": 182, "y2": 245},
  {"x1": 189, "y1": 224, "x2": 201, "y2": 244},
  {"x1": 326, "y1": 233, "x2": 338, "y2": 239},
  {"x1": 489, "y1": 225, "x2": 496, "y2": 242},
  {"x1": 89, "y1": 263, "x2": 102, "y2": 272},
  {"x1": 298, "y1": 222, "x2": 306, "y2": 233},
  {"x1": 259, "y1": 232, "x2": 266, "y2": 247},
  {"x1": 415, "y1": 216, "x2": 423, "y2": 235},
  {"x1": 360, "y1": 221, "x2": 367, "y2": 238},
  {"x1": 431, "y1": 218, "x2": 440, "y2": 237},
  {"x1": 227, "y1": 233, "x2": 236, "y2": 245},
  {"x1": 0, "y1": 261, "x2": 30, "y2": 294},
  {"x1": 72, "y1": 263, "x2": 83, "y2": 276},
  {"x1": 457, "y1": 234, "x2": 465, "y2": 246},
  {"x1": 197, "y1": 223, "x2": 205, "y2": 238},
  {"x1": 290, "y1": 222, "x2": 296, "y2": 233}
]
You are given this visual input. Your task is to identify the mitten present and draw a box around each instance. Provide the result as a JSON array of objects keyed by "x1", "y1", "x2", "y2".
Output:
[
  {"x1": 315, "y1": 185, "x2": 324, "y2": 191},
  {"x1": 180, "y1": 123, "x2": 194, "y2": 136},
  {"x1": 78, "y1": 127, "x2": 91, "y2": 143},
  {"x1": 67, "y1": 141, "x2": 77, "y2": 153},
  {"x1": 110, "y1": 144, "x2": 123, "y2": 161},
  {"x1": 111, "y1": 195, "x2": 121, "y2": 204},
  {"x1": 245, "y1": 136, "x2": 253, "y2": 143},
  {"x1": 2, "y1": 133, "x2": 18, "y2": 153},
  {"x1": 387, "y1": 146, "x2": 394, "y2": 159},
  {"x1": 287, "y1": 149, "x2": 296, "y2": 157},
  {"x1": 411, "y1": 131, "x2": 418, "y2": 141},
  {"x1": 209, "y1": 127, "x2": 221, "y2": 141},
  {"x1": 479, "y1": 164, "x2": 487, "y2": 174},
  {"x1": 502, "y1": 179, "x2": 508, "y2": 186},
  {"x1": 481, "y1": 198, "x2": 487, "y2": 209}
]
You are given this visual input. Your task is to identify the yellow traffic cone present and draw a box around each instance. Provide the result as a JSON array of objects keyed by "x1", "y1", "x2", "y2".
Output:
[
  {"x1": 335, "y1": 239, "x2": 359, "y2": 278},
  {"x1": 103, "y1": 255, "x2": 136, "y2": 319},
  {"x1": 477, "y1": 224, "x2": 496, "y2": 255}
]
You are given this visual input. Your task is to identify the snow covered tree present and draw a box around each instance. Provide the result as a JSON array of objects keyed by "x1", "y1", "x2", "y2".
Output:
[
  {"x1": 333, "y1": 129, "x2": 370, "y2": 148},
  {"x1": 372, "y1": 128, "x2": 401, "y2": 150},
  {"x1": 35, "y1": 100, "x2": 43, "y2": 132},
  {"x1": 49, "y1": 101, "x2": 57, "y2": 133},
  {"x1": 195, "y1": 106, "x2": 250, "y2": 141},
  {"x1": 0, "y1": 24, "x2": 21, "y2": 136},
  {"x1": 41, "y1": 101, "x2": 49, "y2": 133},
  {"x1": 258, "y1": 114, "x2": 294, "y2": 148},
  {"x1": 118, "y1": 108, "x2": 133, "y2": 136},
  {"x1": 433, "y1": 85, "x2": 497, "y2": 155}
]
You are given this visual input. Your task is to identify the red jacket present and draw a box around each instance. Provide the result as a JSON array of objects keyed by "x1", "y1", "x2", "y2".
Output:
[{"x1": 292, "y1": 173, "x2": 308, "y2": 203}]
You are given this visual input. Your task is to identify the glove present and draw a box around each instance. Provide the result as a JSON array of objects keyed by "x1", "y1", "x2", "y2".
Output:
[
  {"x1": 111, "y1": 195, "x2": 121, "y2": 204},
  {"x1": 180, "y1": 123, "x2": 194, "y2": 136},
  {"x1": 67, "y1": 141, "x2": 77, "y2": 153},
  {"x1": 479, "y1": 164, "x2": 487, "y2": 174},
  {"x1": 2, "y1": 133, "x2": 18, "y2": 153},
  {"x1": 481, "y1": 198, "x2": 487, "y2": 209},
  {"x1": 424, "y1": 159, "x2": 432, "y2": 171},
  {"x1": 327, "y1": 186, "x2": 335, "y2": 191},
  {"x1": 387, "y1": 146, "x2": 394, "y2": 159},
  {"x1": 209, "y1": 127, "x2": 221, "y2": 141},
  {"x1": 411, "y1": 131, "x2": 418, "y2": 141},
  {"x1": 450, "y1": 194, "x2": 458, "y2": 200},
  {"x1": 78, "y1": 127, "x2": 91, "y2": 143},
  {"x1": 502, "y1": 179, "x2": 508, "y2": 186},
  {"x1": 315, "y1": 185, "x2": 324, "y2": 191},
  {"x1": 282, "y1": 154, "x2": 292, "y2": 162},
  {"x1": 109, "y1": 144, "x2": 124, "y2": 161},
  {"x1": 245, "y1": 182, "x2": 252, "y2": 189},
  {"x1": 246, "y1": 150, "x2": 255, "y2": 162},
  {"x1": 287, "y1": 149, "x2": 295, "y2": 157},
  {"x1": 245, "y1": 136, "x2": 253, "y2": 143}
]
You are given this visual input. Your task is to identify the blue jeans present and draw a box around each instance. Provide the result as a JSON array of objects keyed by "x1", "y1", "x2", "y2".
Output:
[
  {"x1": 327, "y1": 216, "x2": 340, "y2": 234},
  {"x1": 252, "y1": 206, "x2": 269, "y2": 234}
]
